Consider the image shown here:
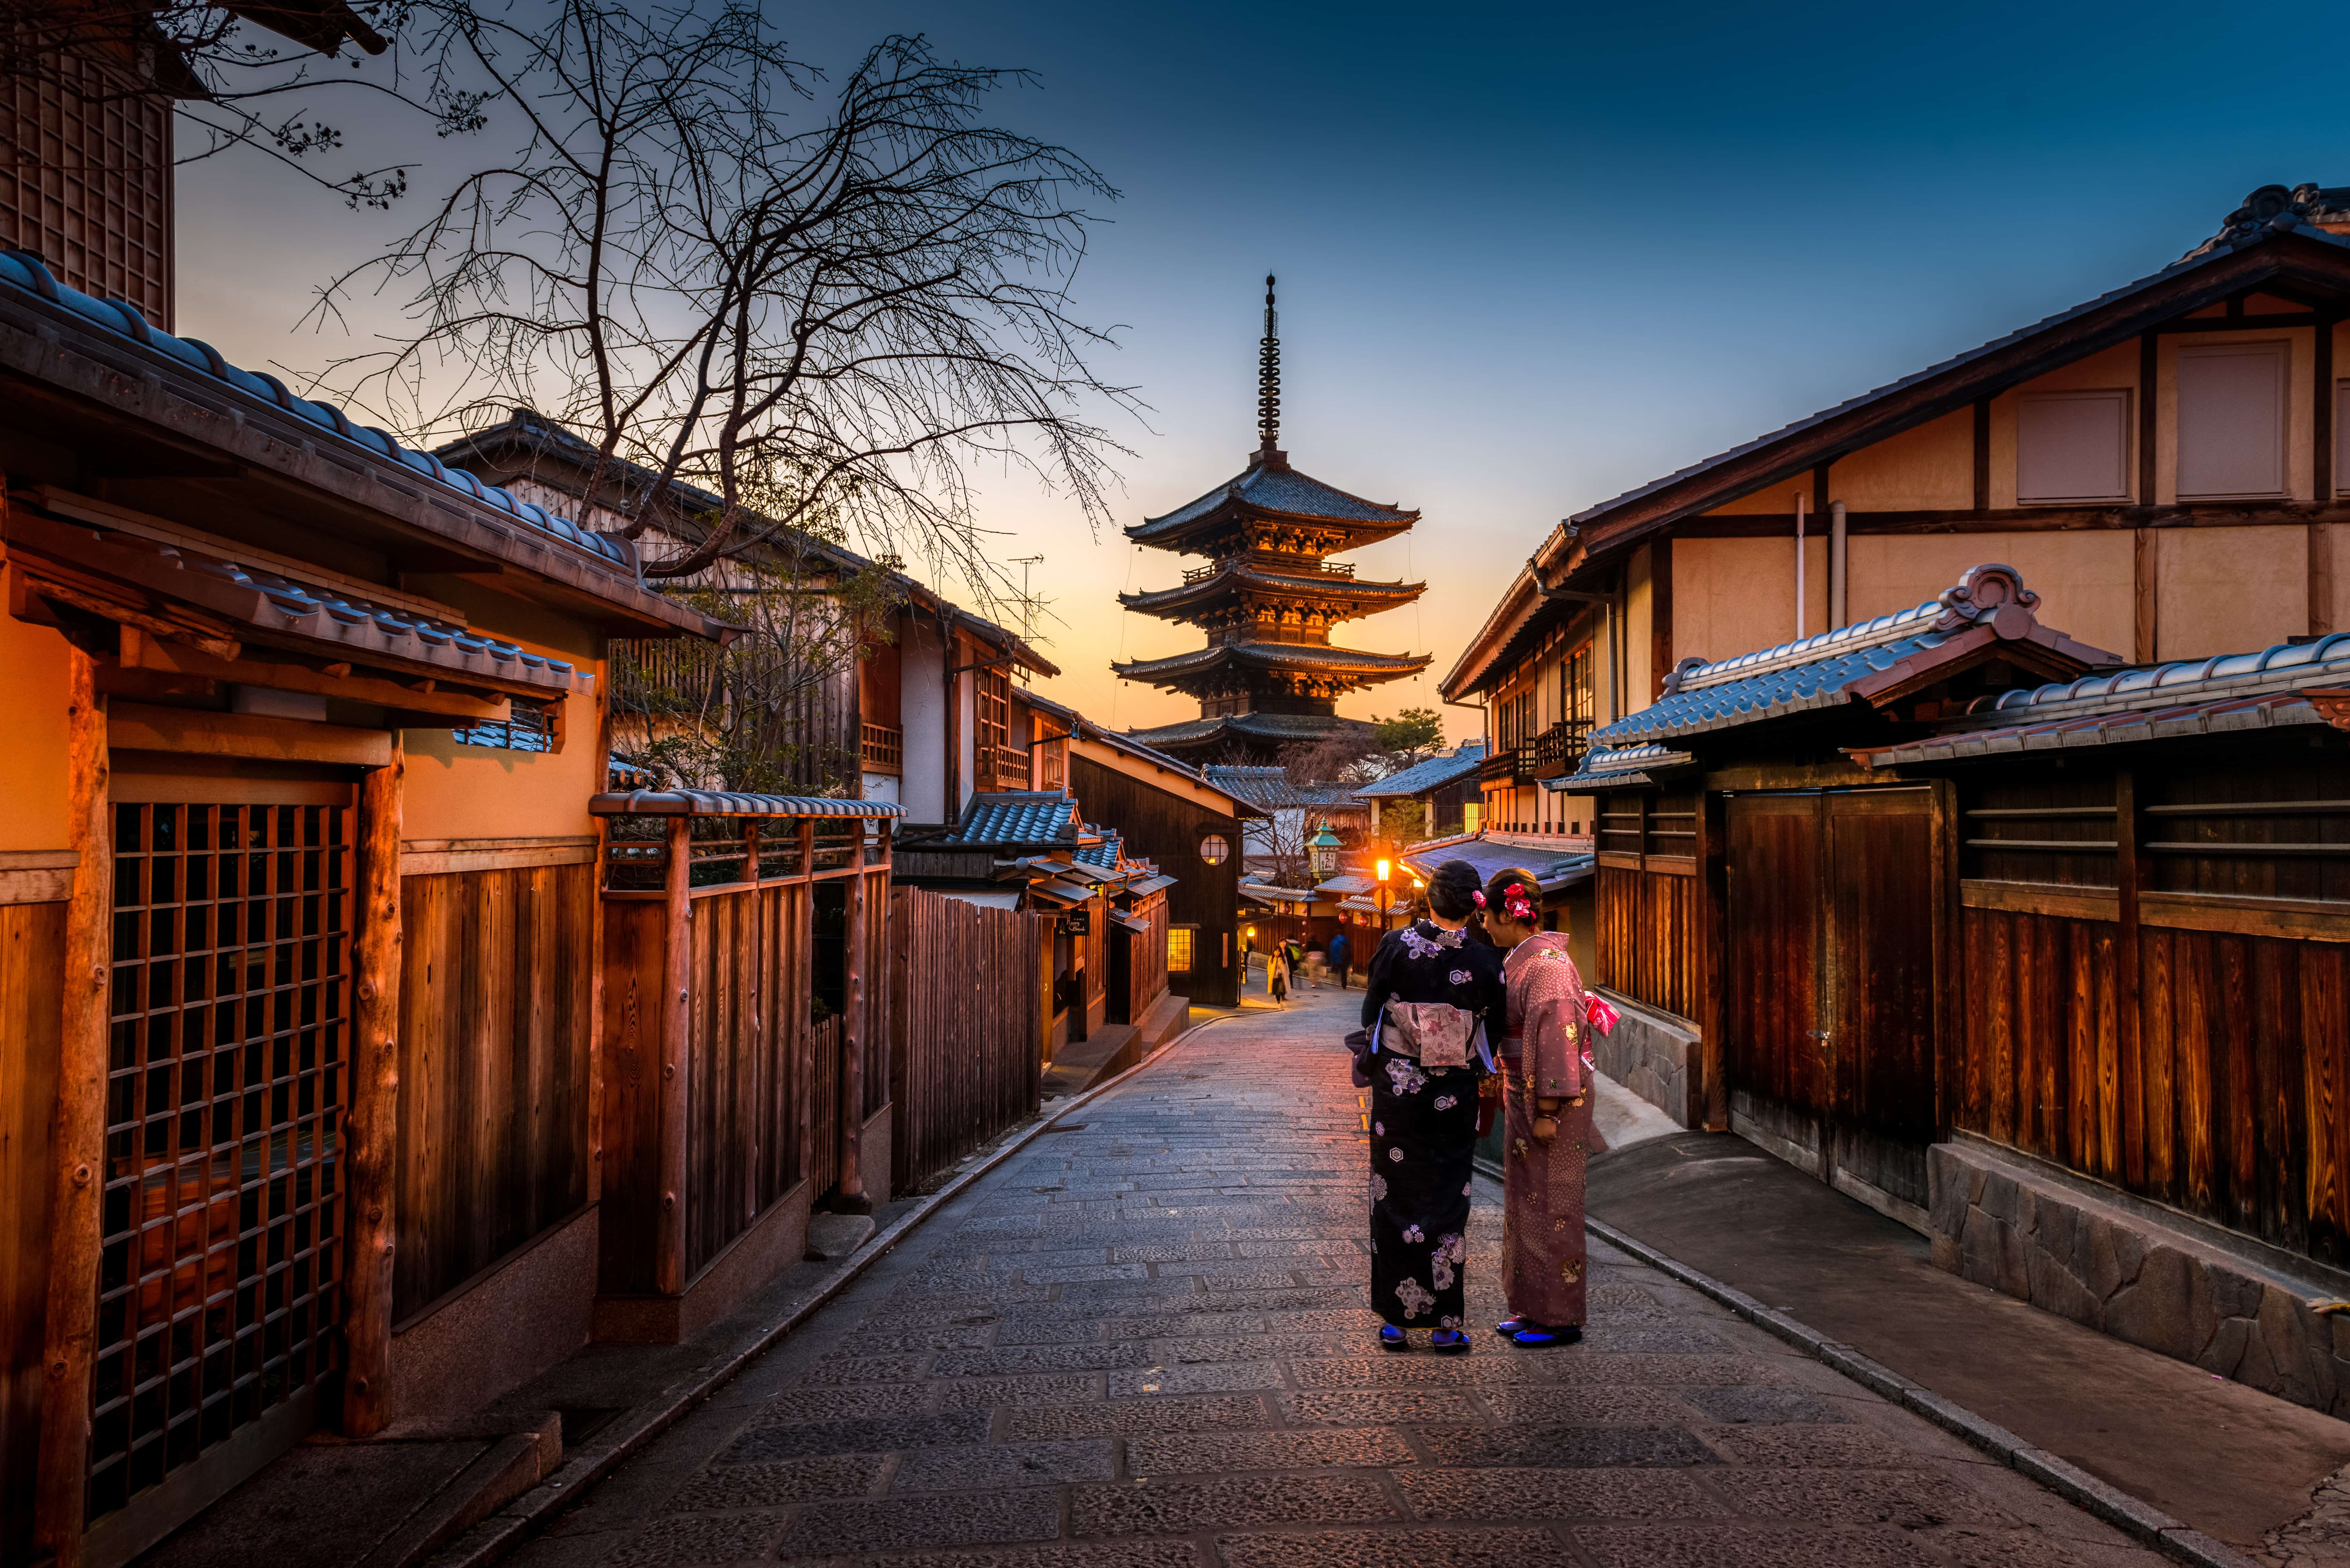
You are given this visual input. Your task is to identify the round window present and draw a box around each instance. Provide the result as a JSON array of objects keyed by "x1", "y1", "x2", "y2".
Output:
[{"x1": 1198, "y1": 833, "x2": 1230, "y2": 866}]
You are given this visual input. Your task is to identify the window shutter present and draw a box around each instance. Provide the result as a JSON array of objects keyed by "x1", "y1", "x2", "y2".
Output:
[
  {"x1": 2176, "y1": 343, "x2": 2288, "y2": 499},
  {"x1": 2017, "y1": 390, "x2": 2131, "y2": 503}
]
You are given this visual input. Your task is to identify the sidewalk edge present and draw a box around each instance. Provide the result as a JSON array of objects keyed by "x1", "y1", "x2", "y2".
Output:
[
  {"x1": 426, "y1": 1016, "x2": 1215, "y2": 1568},
  {"x1": 1583, "y1": 1215, "x2": 2263, "y2": 1568}
]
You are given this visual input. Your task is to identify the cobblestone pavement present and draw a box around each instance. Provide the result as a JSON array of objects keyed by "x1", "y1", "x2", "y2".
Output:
[{"x1": 505, "y1": 988, "x2": 2173, "y2": 1568}]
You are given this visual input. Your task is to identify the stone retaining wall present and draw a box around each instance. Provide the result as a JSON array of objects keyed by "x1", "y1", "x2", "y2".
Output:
[
  {"x1": 1591, "y1": 988, "x2": 1699, "y2": 1128},
  {"x1": 1928, "y1": 1138, "x2": 2350, "y2": 1417}
]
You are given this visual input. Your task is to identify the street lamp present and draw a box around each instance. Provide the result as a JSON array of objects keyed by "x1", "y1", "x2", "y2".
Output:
[
  {"x1": 1308, "y1": 819, "x2": 1342, "y2": 882},
  {"x1": 1374, "y1": 856, "x2": 1392, "y2": 930}
]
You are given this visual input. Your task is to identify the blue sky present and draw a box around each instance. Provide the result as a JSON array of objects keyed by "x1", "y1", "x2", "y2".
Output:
[{"x1": 180, "y1": 0, "x2": 2350, "y2": 737}]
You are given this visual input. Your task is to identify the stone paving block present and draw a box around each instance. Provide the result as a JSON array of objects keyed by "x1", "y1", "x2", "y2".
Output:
[
  {"x1": 810, "y1": 1544, "x2": 1206, "y2": 1568},
  {"x1": 995, "y1": 1317, "x2": 1111, "y2": 1345},
  {"x1": 662, "y1": 1454, "x2": 888, "y2": 1511},
  {"x1": 932, "y1": 1343, "x2": 1155, "y2": 1376},
  {"x1": 605, "y1": 1511, "x2": 791, "y2": 1564},
  {"x1": 1021, "y1": 1263, "x2": 1155, "y2": 1284},
  {"x1": 1098, "y1": 1311, "x2": 1262, "y2": 1338},
  {"x1": 1281, "y1": 1390, "x2": 1483, "y2": 1427},
  {"x1": 1288, "y1": 1356, "x2": 1553, "y2": 1390},
  {"x1": 1198, "y1": 1287, "x2": 1363, "y2": 1311},
  {"x1": 1213, "y1": 1526, "x2": 1580, "y2": 1567},
  {"x1": 935, "y1": 1374, "x2": 1105, "y2": 1410},
  {"x1": 750, "y1": 1383, "x2": 942, "y2": 1425},
  {"x1": 1125, "y1": 1427, "x2": 1416, "y2": 1475},
  {"x1": 890, "y1": 1438, "x2": 1118, "y2": 1492},
  {"x1": 1108, "y1": 1360, "x2": 1288, "y2": 1396},
  {"x1": 1150, "y1": 1332, "x2": 1356, "y2": 1364},
  {"x1": 1416, "y1": 1422, "x2": 1722, "y2": 1468},
  {"x1": 1690, "y1": 1422, "x2": 1931, "y2": 1469},
  {"x1": 1399, "y1": 1465, "x2": 1725, "y2": 1521},
  {"x1": 1476, "y1": 1385, "x2": 1696, "y2": 1426},
  {"x1": 773, "y1": 1488, "x2": 1064, "y2": 1557},
  {"x1": 802, "y1": 1353, "x2": 936, "y2": 1384},
  {"x1": 1918, "y1": 1526, "x2": 2165, "y2": 1567},
  {"x1": 1257, "y1": 1308, "x2": 1385, "y2": 1335},
  {"x1": 1703, "y1": 1466, "x2": 2025, "y2": 1528},
  {"x1": 1003, "y1": 1394, "x2": 1276, "y2": 1439},
  {"x1": 1571, "y1": 1524, "x2": 1944, "y2": 1567},
  {"x1": 1546, "y1": 1353, "x2": 1804, "y2": 1387},
  {"x1": 1576, "y1": 1324, "x2": 1736, "y2": 1354},
  {"x1": 1111, "y1": 1244, "x2": 1236, "y2": 1263},
  {"x1": 829, "y1": 1326, "x2": 999, "y2": 1353},
  {"x1": 1069, "y1": 1475, "x2": 1398, "y2": 1535},
  {"x1": 1676, "y1": 1386, "x2": 1850, "y2": 1424},
  {"x1": 716, "y1": 1411, "x2": 991, "y2": 1464}
]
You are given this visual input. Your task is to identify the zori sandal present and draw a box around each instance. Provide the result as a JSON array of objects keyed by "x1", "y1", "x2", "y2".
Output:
[
  {"x1": 1429, "y1": 1328, "x2": 1471, "y2": 1355},
  {"x1": 1509, "y1": 1323, "x2": 1584, "y2": 1347},
  {"x1": 1378, "y1": 1325, "x2": 1411, "y2": 1353}
]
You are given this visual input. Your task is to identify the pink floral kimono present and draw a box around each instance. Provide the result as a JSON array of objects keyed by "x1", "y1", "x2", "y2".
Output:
[{"x1": 1498, "y1": 930, "x2": 1597, "y2": 1329}]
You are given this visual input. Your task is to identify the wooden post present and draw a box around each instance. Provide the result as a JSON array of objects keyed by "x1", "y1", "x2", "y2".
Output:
[
  {"x1": 2133, "y1": 528, "x2": 2160, "y2": 665},
  {"x1": 838, "y1": 838, "x2": 869, "y2": 1213},
  {"x1": 1697, "y1": 786, "x2": 1729, "y2": 1132},
  {"x1": 34, "y1": 651, "x2": 109, "y2": 1568},
  {"x1": 656, "y1": 815, "x2": 691, "y2": 1296},
  {"x1": 343, "y1": 740, "x2": 404, "y2": 1438},
  {"x1": 2116, "y1": 768, "x2": 2144, "y2": 1188}
]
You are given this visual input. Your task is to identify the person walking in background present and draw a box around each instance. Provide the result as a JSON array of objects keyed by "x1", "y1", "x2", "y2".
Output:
[
  {"x1": 1359, "y1": 860, "x2": 1505, "y2": 1353},
  {"x1": 1269, "y1": 942, "x2": 1290, "y2": 1006},
  {"x1": 1327, "y1": 928, "x2": 1353, "y2": 990},
  {"x1": 1479, "y1": 867, "x2": 1611, "y2": 1347}
]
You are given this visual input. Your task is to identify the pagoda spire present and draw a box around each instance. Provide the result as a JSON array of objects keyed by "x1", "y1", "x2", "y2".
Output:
[{"x1": 1255, "y1": 274, "x2": 1282, "y2": 461}]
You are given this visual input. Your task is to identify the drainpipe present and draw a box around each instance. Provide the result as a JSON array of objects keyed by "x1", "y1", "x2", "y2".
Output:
[
  {"x1": 1794, "y1": 491, "x2": 1808, "y2": 640},
  {"x1": 1829, "y1": 500, "x2": 1849, "y2": 628}
]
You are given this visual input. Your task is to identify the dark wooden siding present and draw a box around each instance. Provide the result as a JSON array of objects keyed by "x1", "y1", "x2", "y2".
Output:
[
  {"x1": 0, "y1": 900, "x2": 65, "y2": 1561},
  {"x1": 394, "y1": 865, "x2": 594, "y2": 1321},
  {"x1": 1068, "y1": 754, "x2": 1240, "y2": 1006},
  {"x1": 1595, "y1": 866, "x2": 1699, "y2": 1021},
  {"x1": 891, "y1": 888, "x2": 1047, "y2": 1194}
]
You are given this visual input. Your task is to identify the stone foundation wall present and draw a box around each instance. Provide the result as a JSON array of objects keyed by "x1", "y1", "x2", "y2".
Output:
[
  {"x1": 1928, "y1": 1139, "x2": 2350, "y2": 1417},
  {"x1": 1591, "y1": 989, "x2": 1698, "y2": 1129}
]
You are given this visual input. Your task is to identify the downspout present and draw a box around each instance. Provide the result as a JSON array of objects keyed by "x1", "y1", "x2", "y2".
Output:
[{"x1": 1829, "y1": 500, "x2": 1849, "y2": 628}]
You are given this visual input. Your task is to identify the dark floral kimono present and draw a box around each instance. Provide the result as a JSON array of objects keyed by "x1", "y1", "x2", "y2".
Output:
[{"x1": 1360, "y1": 919, "x2": 1506, "y2": 1329}]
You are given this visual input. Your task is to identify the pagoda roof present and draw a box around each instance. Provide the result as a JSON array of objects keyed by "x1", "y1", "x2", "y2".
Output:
[
  {"x1": 1126, "y1": 712, "x2": 1378, "y2": 754},
  {"x1": 1119, "y1": 561, "x2": 1426, "y2": 621},
  {"x1": 1126, "y1": 450, "x2": 1418, "y2": 552},
  {"x1": 1112, "y1": 641, "x2": 1431, "y2": 686}
]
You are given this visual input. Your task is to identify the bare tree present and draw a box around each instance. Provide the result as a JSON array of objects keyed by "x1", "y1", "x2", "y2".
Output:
[{"x1": 309, "y1": 0, "x2": 1134, "y2": 599}]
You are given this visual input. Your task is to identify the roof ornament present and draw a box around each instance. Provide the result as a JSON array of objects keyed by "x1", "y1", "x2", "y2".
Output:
[
  {"x1": 1932, "y1": 563, "x2": 2040, "y2": 636},
  {"x1": 1255, "y1": 274, "x2": 1283, "y2": 461},
  {"x1": 2220, "y1": 184, "x2": 2319, "y2": 249},
  {"x1": 1660, "y1": 656, "x2": 1709, "y2": 697}
]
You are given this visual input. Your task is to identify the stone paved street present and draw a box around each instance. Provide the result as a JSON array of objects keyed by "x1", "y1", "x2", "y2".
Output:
[{"x1": 501, "y1": 985, "x2": 2174, "y2": 1568}]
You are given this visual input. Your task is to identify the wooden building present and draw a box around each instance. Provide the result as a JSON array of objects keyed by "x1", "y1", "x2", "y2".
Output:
[
  {"x1": 1446, "y1": 181, "x2": 2350, "y2": 842},
  {"x1": 1352, "y1": 742, "x2": 1488, "y2": 840},
  {"x1": 1566, "y1": 561, "x2": 2350, "y2": 1414},
  {"x1": 0, "y1": 244, "x2": 730, "y2": 1566}
]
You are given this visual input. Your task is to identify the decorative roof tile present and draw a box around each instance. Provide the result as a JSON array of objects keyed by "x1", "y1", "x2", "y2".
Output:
[
  {"x1": 1202, "y1": 766, "x2": 1365, "y2": 812},
  {"x1": 1130, "y1": 459, "x2": 1418, "y2": 542},
  {"x1": 936, "y1": 790, "x2": 1081, "y2": 847},
  {"x1": 589, "y1": 791, "x2": 903, "y2": 818},
  {"x1": 1353, "y1": 743, "x2": 1488, "y2": 799}
]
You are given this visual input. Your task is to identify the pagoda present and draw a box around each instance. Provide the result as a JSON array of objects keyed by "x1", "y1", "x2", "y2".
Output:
[{"x1": 1116, "y1": 278, "x2": 1430, "y2": 762}]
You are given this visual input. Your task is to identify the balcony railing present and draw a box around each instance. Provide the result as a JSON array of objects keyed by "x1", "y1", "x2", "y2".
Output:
[
  {"x1": 860, "y1": 721, "x2": 902, "y2": 774},
  {"x1": 1180, "y1": 557, "x2": 1361, "y2": 585},
  {"x1": 1530, "y1": 720, "x2": 1592, "y2": 781},
  {"x1": 982, "y1": 743, "x2": 1029, "y2": 791},
  {"x1": 1478, "y1": 749, "x2": 1519, "y2": 785}
]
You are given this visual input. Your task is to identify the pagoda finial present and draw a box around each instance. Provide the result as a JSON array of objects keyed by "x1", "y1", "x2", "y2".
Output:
[{"x1": 1255, "y1": 274, "x2": 1282, "y2": 460}]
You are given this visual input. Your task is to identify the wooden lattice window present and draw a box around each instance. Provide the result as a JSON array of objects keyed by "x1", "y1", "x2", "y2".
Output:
[
  {"x1": 1167, "y1": 926, "x2": 1196, "y2": 974},
  {"x1": 2, "y1": 57, "x2": 174, "y2": 328},
  {"x1": 1560, "y1": 642, "x2": 1593, "y2": 729},
  {"x1": 95, "y1": 800, "x2": 350, "y2": 1518},
  {"x1": 977, "y1": 667, "x2": 1010, "y2": 755}
]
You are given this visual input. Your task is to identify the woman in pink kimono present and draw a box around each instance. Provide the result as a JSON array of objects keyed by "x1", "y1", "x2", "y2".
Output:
[{"x1": 1480, "y1": 867, "x2": 1602, "y2": 1346}]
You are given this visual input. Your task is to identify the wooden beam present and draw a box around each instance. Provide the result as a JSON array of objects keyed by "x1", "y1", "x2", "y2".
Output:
[
  {"x1": 34, "y1": 651, "x2": 109, "y2": 1567},
  {"x1": 657, "y1": 816, "x2": 691, "y2": 1296},
  {"x1": 2316, "y1": 320, "x2": 2337, "y2": 638},
  {"x1": 2138, "y1": 331, "x2": 2159, "y2": 506},
  {"x1": 2115, "y1": 768, "x2": 2143, "y2": 1189},
  {"x1": 1972, "y1": 397, "x2": 1992, "y2": 513},
  {"x1": 343, "y1": 742, "x2": 403, "y2": 1437},
  {"x1": 2134, "y1": 528, "x2": 2160, "y2": 664},
  {"x1": 123, "y1": 629, "x2": 513, "y2": 722},
  {"x1": 1649, "y1": 537, "x2": 1673, "y2": 703},
  {"x1": 108, "y1": 702, "x2": 393, "y2": 766},
  {"x1": 838, "y1": 855, "x2": 869, "y2": 1213},
  {"x1": 1697, "y1": 787, "x2": 1728, "y2": 1132}
]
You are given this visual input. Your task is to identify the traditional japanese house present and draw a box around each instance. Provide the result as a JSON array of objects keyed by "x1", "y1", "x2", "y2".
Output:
[
  {"x1": 1116, "y1": 280, "x2": 1429, "y2": 763},
  {"x1": 1566, "y1": 560, "x2": 2350, "y2": 1415},
  {"x1": 1204, "y1": 765, "x2": 1369, "y2": 885},
  {"x1": 0, "y1": 245, "x2": 725, "y2": 1567},
  {"x1": 1446, "y1": 181, "x2": 2350, "y2": 843},
  {"x1": 1026, "y1": 693, "x2": 1248, "y2": 1007},
  {"x1": 1353, "y1": 742, "x2": 1489, "y2": 841}
]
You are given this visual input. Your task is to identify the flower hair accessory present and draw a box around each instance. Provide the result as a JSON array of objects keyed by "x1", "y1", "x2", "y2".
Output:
[
  {"x1": 1502, "y1": 882, "x2": 1537, "y2": 922},
  {"x1": 1471, "y1": 889, "x2": 1487, "y2": 908}
]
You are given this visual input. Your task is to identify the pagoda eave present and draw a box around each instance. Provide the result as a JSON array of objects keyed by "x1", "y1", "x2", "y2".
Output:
[
  {"x1": 1111, "y1": 641, "x2": 1433, "y2": 687},
  {"x1": 1117, "y1": 570, "x2": 1429, "y2": 621}
]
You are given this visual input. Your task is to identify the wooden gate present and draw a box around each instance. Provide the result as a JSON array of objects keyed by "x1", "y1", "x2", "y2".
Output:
[
  {"x1": 1726, "y1": 787, "x2": 1942, "y2": 1217},
  {"x1": 890, "y1": 888, "x2": 1048, "y2": 1194}
]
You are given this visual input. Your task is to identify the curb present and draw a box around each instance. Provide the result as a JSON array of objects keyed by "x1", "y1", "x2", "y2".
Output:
[
  {"x1": 428, "y1": 1017, "x2": 1209, "y2": 1568},
  {"x1": 1583, "y1": 1215, "x2": 2263, "y2": 1568}
]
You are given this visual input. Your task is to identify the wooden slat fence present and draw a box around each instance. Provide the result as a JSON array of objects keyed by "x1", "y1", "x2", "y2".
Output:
[
  {"x1": 1595, "y1": 863, "x2": 1699, "y2": 1021},
  {"x1": 891, "y1": 888, "x2": 1048, "y2": 1194}
]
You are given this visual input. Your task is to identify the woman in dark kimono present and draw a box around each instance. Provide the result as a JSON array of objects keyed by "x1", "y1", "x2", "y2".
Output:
[{"x1": 1360, "y1": 859, "x2": 1506, "y2": 1352}]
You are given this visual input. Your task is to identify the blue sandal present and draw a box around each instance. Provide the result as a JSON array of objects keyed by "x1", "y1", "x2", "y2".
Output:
[
  {"x1": 1429, "y1": 1329, "x2": 1471, "y2": 1355},
  {"x1": 1495, "y1": 1315, "x2": 1531, "y2": 1337},
  {"x1": 1378, "y1": 1325, "x2": 1410, "y2": 1352},
  {"x1": 1509, "y1": 1323, "x2": 1583, "y2": 1347}
]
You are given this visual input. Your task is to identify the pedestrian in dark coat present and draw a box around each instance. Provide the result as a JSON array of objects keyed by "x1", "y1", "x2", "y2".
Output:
[{"x1": 1327, "y1": 929, "x2": 1353, "y2": 990}]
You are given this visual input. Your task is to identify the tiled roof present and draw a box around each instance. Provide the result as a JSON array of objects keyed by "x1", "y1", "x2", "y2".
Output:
[
  {"x1": 590, "y1": 791, "x2": 904, "y2": 818},
  {"x1": 1127, "y1": 712, "x2": 1376, "y2": 750},
  {"x1": 1074, "y1": 830, "x2": 1121, "y2": 869},
  {"x1": 1399, "y1": 835, "x2": 1595, "y2": 895},
  {"x1": 1552, "y1": 743, "x2": 1694, "y2": 792},
  {"x1": 0, "y1": 254, "x2": 628, "y2": 568},
  {"x1": 1120, "y1": 563, "x2": 1424, "y2": 619},
  {"x1": 1315, "y1": 873, "x2": 1378, "y2": 896},
  {"x1": 1202, "y1": 766, "x2": 1366, "y2": 812},
  {"x1": 1353, "y1": 743, "x2": 1488, "y2": 799},
  {"x1": 1112, "y1": 641, "x2": 1430, "y2": 682},
  {"x1": 1022, "y1": 690, "x2": 1215, "y2": 784},
  {"x1": 1587, "y1": 565, "x2": 2120, "y2": 749},
  {"x1": 938, "y1": 790, "x2": 1081, "y2": 847},
  {"x1": 1130, "y1": 457, "x2": 1418, "y2": 541}
]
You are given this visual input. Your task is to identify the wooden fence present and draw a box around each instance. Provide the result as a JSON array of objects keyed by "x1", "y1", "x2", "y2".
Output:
[{"x1": 891, "y1": 887, "x2": 1049, "y2": 1194}]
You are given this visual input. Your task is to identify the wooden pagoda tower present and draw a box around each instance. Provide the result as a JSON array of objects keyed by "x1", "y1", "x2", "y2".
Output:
[{"x1": 1116, "y1": 278, "x2": 1430, "y2": 762}]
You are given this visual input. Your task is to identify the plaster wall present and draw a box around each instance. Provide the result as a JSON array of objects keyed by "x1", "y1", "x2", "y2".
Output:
[
  {"x1": 1842, "y1": 531, "x2": 2135, "y2": 658},
  {"x1": 1625, "y1": 545, "x2": 1654, "y2": 708},
  {"x1": 899, "y1": 618, "x2": 947, "y2": 824},
  {"x1": 2152, "y1": 327, "x2": 2316, "y2": 505},
  {"x1": 1672, "y1": 533, "x2": 1831, "y2": 668},
  {"x1": 0, "y1": 613, "x2": 71, "y2": 851},
  {"x1": 2157, "y1": 525, "x2": 2309, "y2": 660},
  {"x1": 1827, "y1": 408, "x2": 1974, "y2": 511}
]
